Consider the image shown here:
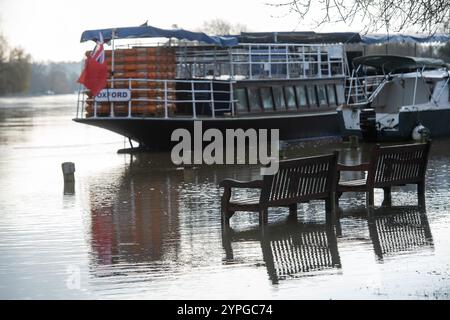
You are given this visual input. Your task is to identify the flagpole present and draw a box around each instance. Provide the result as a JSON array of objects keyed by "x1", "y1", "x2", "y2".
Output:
[
  {"x1": 111, "y1": 29, "x2": 115, "y2": 88},
  {"x1": 110, "y1": 29, "x2": 115, "y2": 117}
]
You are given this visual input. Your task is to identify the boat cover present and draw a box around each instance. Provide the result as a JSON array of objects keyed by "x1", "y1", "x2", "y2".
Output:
[
  {"x1": 80, "y1": 25, "x2": 238, "y2": 46},
  {"x1": 361, "y1": 33, "x2": 450, "y2": 44},
  {"x1": 236, "y1": 32, "x2": 362, "y2": 44},
  {"x1": 352, "y1": 55, "x2": 447, "y2": 73},
  {"x1": 80, "y1": 24, "x2": 450, "y2": 46}
]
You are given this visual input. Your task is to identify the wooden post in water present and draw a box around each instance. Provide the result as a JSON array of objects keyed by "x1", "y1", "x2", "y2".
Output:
[
  {"x1": 62, "y1": 162, "x2": 75, "y2": 195},
  {"x1": 349, "y1": 135, "x2": 359, "y2": 149}
]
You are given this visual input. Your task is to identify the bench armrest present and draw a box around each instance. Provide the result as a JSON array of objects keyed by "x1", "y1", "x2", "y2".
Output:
[
  {"x1": 219, "y1": 179, "x2": 264, "y2": 189},
  {"x1": 337, "y1": 163, "x2": 371, "y2": 172}
]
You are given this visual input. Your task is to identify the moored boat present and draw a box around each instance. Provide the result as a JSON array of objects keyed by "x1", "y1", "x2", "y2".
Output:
[
  {"x1": 74, "y1": 25, "x2": 356, "y2": 150},
  {"x1": 337, "y1": 55, "x2": 450, "y2": 142}
]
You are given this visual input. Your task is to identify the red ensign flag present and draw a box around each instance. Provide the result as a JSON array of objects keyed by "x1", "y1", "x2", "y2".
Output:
[{"x1": 78, "y1": 33, "x2": 108, "y2": 96}]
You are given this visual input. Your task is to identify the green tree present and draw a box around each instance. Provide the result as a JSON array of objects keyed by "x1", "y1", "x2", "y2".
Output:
[
  {"x1": 7, "y1": 47, "x2": 32, "y2": 93},
  {"x1": 0, "y1": 32, "x2": 31, "y2": 95}
]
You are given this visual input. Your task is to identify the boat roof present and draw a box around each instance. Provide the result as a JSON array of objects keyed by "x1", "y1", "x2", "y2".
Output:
[
  {"x1": 361, "y1": 33, "x2": 450, "y2": 44},
  {"x1": 352, "y1": 55, "x2": 448, "y2": 73},
  {"x1": 80, "y1": 25, "x2": 238, "y2": 46},
  {"x1": 236, "y1": 32, "x2": 362, "y2": 44},
  {"x1": 80, "y1": 23, "x2": 450, "y2": 47}
]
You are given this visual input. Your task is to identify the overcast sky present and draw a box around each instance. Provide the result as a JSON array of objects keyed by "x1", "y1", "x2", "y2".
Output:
[{"x1": 0, "y1": 0, "x2": 354, "y2": 62}]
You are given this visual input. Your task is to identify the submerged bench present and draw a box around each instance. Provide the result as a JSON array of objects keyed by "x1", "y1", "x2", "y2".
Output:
[
  {"x1": 219, "y1": 152, "x2": 339, "y2": 225},
  {"x1": 336, "y1": 141, "x2": 431, "y2": 207}
]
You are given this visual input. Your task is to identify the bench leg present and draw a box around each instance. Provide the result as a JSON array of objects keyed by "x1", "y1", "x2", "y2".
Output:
[
  {"x1": 366, "y1": 190, "x2": 374, "y2": 207},
  {"x1": 259, "y1": 208, "x2": 268, "y2": 225},
  {"x1": 382, "y1": 187, "x2": 392, "y2": 206},
  {"x1": 288, "y1": 203, "x2": 297, "y2": 217},
  {"x1": 221, "y1": 202, "x2": 233, "y2": 226},
  {"x1": 334, "y1": 191, "x2": 342, "y2": 211},
  {"x1": 221, "y1": 224, "x2": 234, "y2": 260},
  {"x1": 418, "y1": 182, "x2": 426, "y2": 208},
  {"x1": 221, "y1": 209, "x2": 231, "y2": 226},
  {"x1": 325, "y1": 193, "x2": 337, "y2": 224}
]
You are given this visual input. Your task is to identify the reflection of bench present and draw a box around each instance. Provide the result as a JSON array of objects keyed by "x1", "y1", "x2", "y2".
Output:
[
  {"x1": 222, "y1": 222, "x2": 341, "y2": 284},
  {"x1": 219, "y1": 153, "x2": 338, "y2": 225},
  {"x1": 336, "y1": 142, "x2": 431, "y2": 207},
  {"x1": 368, "y1": 206, "x2": 433, "y2": 260}
]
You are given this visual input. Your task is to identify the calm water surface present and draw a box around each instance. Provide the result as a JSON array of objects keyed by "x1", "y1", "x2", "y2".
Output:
[{"x1": 0, "y1": 94, "x2": 449, "y2": 299}]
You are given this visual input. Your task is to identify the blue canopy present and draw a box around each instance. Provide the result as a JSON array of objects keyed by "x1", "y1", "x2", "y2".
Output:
[
  {"x1": 362, "y1": 33, "x2": 450, "y2": 44},
  {"x1": 80, "y1": 25, "x2": 238, "y2": 47}
]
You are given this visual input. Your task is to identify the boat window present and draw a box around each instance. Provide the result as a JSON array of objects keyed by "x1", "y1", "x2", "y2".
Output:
[
  {"x1": 295, "y1": 85, "x2": 308, "y2": 108},
  {"x1": 317, "y1": 85, "x2": 328, "y2": 106},
  {"x1": 284, "y1": 86, "x2": 297, "y2": 110},
  {"x1": 234, "y1": 88, "x2": 248, "y2": 112},
  {"x1": 272, "y1": 86, "x2": 286, "y2": 109},
  {"x1": 248, "y1": 88, "x2": 262, "y2": 111},
  {"x1": 327, "y1": 84, "x2": 337, "y2": 106},
  {"x1": 260, "y1": 87, "x2": 274, "y2": 110},
  {"x1": 307, "y1": 85, "x2": 318, "y2": 107}
]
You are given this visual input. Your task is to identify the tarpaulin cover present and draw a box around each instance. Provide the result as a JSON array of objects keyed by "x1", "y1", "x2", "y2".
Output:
[
  {"x1": 237, "y1": 32, "x2": 362, "y2": 44},
  {"x1": 361, "y1": 33, "x2": 450, "y2": 44},
  {"x1": 352, "y1": 55, "x2": 447, "y2": 73},
  {"x1": 80, "y1": 25, "x2": 238, "y2": 47},
  {"x1": 81, "y1": 25, "x2": 450, "y2": 46}
]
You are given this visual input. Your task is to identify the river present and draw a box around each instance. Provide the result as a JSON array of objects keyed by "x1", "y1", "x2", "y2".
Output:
[{"x1": 0, "y1": 94, "x2": 449, "y2": 299}]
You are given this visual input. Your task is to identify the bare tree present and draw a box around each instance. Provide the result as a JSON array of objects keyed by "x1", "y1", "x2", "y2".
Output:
[
  {"x1": 200, "y1": 19, "x2": 248, "y2": 35},
  {"x1": 268, "y1": 0, "x2": 450, "y2": 34}
]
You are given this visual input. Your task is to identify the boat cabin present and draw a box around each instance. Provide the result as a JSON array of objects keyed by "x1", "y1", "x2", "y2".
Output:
[{"x1": 76, "y1": 27, "x2": 352, "y2": 120}]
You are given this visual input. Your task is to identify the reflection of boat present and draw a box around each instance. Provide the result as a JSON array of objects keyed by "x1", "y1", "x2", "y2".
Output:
[
  {"x1": 338, "y1": 55, "x2": 450, "y2": 141},
  {"x1": 222, "y1": 221, "x2": 341, "y2": 284},
  {"x1": 88, "y1": 157, "x2": 182, "y2": 268},
  {"x1": 74, "y1": 25, "x2": 357, "y2": 150},
  {"x1": 367, "y1": 206, "x2": 434, "y2": 260},
  {"x1": 87, "y1": 153, "x2": 264, "y2": 274}
]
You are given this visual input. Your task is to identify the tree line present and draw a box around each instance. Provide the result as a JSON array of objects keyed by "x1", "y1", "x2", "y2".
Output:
[
  {"x1": 0, "y1": 33, "x2": 32, "y2": 95},
  {"x1": 0, "y1": 32, "x2": 81, "y2": 96},
  {"x1": 29, "y1": 62, "x2": 81, "y2": 95}
]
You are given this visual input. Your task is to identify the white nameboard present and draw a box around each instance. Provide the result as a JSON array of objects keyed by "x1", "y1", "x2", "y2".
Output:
[{"x1": 95, "y1": 89, "x2": 131, "y2": 102}]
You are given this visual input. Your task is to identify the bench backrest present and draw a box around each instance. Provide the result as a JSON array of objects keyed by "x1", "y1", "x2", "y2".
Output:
[
  {"x1": 368, "y1": 141, "x2": 431, "y2": 188},
  {"x1": 260, "y1": 152, "x2": 338, "y2": 206}
]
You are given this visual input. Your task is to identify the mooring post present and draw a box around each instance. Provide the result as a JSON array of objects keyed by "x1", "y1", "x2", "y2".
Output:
[
  {"x1": 349, "y1": 135, "x2": 359, "y2": 149},
  {"x1": 62, "y1": 162, "x2": 75, "y2": 195}
]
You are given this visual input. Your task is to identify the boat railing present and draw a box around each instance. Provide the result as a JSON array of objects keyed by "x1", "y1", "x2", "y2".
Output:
[
  {"x1": 345, "y1": 73, "x2": 387, "y2": 106},
  {"x1": 76, "y1": 78, "x2": 237, "y2": 120},
  {"x1": 176, "y1": 43, "x2": 347, "y2": 81}
]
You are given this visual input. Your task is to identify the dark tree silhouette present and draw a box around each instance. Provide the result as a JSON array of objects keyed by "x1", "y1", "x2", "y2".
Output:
[{"x1": 269, "y1": 0, "x2": 450, "y2": 33}]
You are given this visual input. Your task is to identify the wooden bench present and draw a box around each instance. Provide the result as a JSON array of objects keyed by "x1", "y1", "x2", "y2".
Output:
[
  {"x1": 219, "y1": 152, "x2": 339, "y2": 225},
  {"x1": 336, "y1": 141, "x2": 431, "y2": 208}
]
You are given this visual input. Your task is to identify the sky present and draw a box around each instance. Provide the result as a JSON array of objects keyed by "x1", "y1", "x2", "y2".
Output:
[{"x1": 0, "y1": 0, "x2": 354, "y2": 62}]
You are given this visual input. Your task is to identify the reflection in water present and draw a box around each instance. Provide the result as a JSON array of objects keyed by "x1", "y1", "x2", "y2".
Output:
[
  {"x1": 368, "y1": 206, "x2": 434, "y2": 261},
  {"x1": 88, "y1": 157, "x2": 182, "y2": 269},
  {"x1": 222, "y1": 221, "x2": 341, "y2": 284},
  {"x1": 86, "y1": 153, "x2": 263, "y2": 281}
]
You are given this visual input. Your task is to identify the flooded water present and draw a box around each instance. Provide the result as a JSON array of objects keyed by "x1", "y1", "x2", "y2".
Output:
[{"x1": 1, "y1": 94, "x2": 449, "y2": 299}]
